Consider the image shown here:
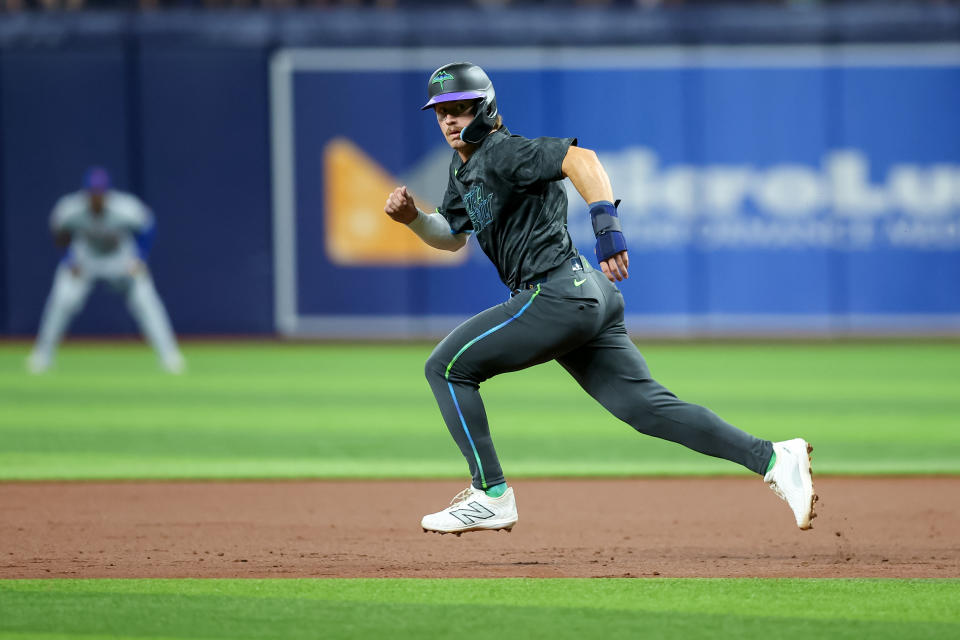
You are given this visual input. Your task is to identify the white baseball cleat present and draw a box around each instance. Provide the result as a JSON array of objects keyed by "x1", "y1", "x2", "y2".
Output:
[
  {"x1": 26, "y1": 351, "x2": 51, "y2": 374},
  {"x1": 161, "y1": 352, "x2": 186, "y2": 375},
  {"x1": 764, "y1": 438, "x2": 818, "y2": 530},
  {"x1": 421, "y1": 486, "x2": 518, "y2": 535}
]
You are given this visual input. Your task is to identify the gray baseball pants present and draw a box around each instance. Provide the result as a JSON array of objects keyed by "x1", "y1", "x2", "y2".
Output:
[{"x1": 424, "y1": 257, "x2": 774, "y2": 491}]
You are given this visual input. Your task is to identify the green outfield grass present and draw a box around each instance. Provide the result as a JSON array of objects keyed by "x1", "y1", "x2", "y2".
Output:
[
  {"x1": 1, "y1": 341, "x2": 958, "y2": 480},
  {"x1": 0, "y1": 578, "x2": 957, "y2": 639}
]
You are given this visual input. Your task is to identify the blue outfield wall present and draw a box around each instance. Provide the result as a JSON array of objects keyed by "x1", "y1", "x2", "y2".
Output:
[
  {"x1": 1, "y1": 42, "x2": 274, "y2": 336},
  {"x1": 0, "y1": 9, "x2": 959, "y2": 337}
]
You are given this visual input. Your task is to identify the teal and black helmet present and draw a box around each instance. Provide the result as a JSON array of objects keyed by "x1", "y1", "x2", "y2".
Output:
[{"x1": 422, "y1": 62, "x2": 498, "y2": 144}]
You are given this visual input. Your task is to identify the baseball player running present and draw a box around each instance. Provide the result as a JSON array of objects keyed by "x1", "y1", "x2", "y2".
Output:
[
  {"x1": 384, "y1": 63, "x2": 816, "y2": 534},
  {"x1": 27, "y1": 167, "x2": 185, "y2": 374}
]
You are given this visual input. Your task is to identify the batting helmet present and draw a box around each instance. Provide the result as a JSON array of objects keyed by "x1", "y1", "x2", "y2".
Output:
[{"x1": 421, "y1": 62, "x2": 498, "y2": 145}]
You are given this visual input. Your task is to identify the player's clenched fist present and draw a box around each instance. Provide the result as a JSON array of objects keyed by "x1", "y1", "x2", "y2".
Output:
[{"x1": 384, "y1": 186, "x2": 418, "y2": 225}]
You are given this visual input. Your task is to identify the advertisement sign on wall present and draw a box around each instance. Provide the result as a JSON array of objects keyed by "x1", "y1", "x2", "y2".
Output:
[{"x1": 271, "y1": 46, "x2": 960, "y2": 337}]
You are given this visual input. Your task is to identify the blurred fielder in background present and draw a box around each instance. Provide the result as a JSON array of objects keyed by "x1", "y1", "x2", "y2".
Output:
[
  {"x1": 386, "y1": 62, "x2": 817, "y2": 536},
  {"x1": 27, "y1": 167, "x2": 185, "y2": 374}
]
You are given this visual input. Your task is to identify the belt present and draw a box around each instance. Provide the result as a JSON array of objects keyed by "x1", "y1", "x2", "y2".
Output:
[{"x1": 512, "y1": 256, "x2": 584, "y2": 296}]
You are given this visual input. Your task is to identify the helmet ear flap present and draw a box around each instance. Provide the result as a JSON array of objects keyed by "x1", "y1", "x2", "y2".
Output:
[
  {"x1": 484, "y1": 85, "x2": 498, "y2": 120},
  {"x1": 460, "y1": 90, "x2": 498, "y2": 144}
]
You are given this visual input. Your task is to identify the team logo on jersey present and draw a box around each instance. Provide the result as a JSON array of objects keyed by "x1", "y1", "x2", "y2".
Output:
[
  {"x1": 431, "y1": 71, "x2": 454, "y2": 91},
  {"x1": 464, "y1": 183, "x2": 494, "y2": 233}
]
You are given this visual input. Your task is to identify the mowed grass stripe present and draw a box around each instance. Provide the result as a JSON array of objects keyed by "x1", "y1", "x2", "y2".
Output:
[
  {"x1": 0, "y1": 579, "x2": 958, "y2": 640},
  {"x1": 1, "y1": 342, "x2": 958, "y2": 480}
]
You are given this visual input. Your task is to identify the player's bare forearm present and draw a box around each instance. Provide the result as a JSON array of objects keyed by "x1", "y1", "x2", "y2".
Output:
[
  {"x1": 561, "y1": 146, "x2": 614, "y2": 204},
  {"x1": 562, "y1": 146, "x2": 628, "y2": 282}
]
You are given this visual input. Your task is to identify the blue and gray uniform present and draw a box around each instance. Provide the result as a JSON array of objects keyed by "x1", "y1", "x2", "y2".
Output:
[
  {"x1": 424, "y1": 127, "x2": 773, "y2": 490},
  {"x1": 29, "y1": 181, "x2": 184, "y2": 374}
]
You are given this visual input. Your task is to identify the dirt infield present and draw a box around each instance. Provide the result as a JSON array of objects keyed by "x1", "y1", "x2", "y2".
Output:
[{"x1": 1, "y1": 477, "x2": 957, "y2": 579}]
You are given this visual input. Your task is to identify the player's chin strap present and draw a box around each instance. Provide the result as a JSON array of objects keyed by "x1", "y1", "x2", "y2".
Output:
[{"x1": 590, "y1": 199, "x2": 627, "y2": 263}]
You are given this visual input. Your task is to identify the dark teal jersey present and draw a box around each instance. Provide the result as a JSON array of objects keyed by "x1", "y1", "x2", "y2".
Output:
[{"x1": 438, "y1": 127, "x2": 578, "y2": 291}]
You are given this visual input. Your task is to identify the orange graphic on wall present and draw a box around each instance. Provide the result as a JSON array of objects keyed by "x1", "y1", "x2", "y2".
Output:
[{"x1": 323, "y1": 137, "x2": 467, "y2": 266}]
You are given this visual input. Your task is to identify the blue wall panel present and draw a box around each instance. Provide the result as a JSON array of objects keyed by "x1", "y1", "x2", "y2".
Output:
[
  {"x1": 836, "y1": 66, "x2": 960, "y2": 318},
  {"x1": 1, "y1": 46, "x2": 273, "y2": 336},
  {"x1": 138, "y1": 47, "x2": 272, "y2": 334},
  {"x1": 1, "y1": 47, "x2": 133, "y2": 335},
  {"x1": 698, "y1": 68, "x2": 833, "y2": 317},
  {"x1": 0, "y1": 50, "x2": 6, "y2": 333}
]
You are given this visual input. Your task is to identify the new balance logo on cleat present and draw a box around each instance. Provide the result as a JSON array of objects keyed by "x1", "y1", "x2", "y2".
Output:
[
  {"x1": 421, "y1": 486, "x2": 518, "y2": 534},
  {"x1": 449, "y1": 501, "x2": 495, "y2": 525}
]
